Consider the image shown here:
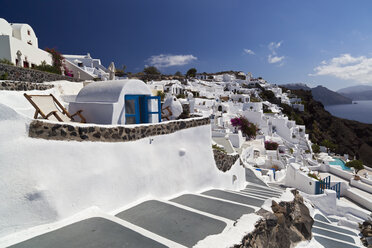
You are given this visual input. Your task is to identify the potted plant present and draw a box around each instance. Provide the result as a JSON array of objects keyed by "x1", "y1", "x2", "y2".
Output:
[{"x1": 345, "y1": 160, "x2": 364, "y2": 180}]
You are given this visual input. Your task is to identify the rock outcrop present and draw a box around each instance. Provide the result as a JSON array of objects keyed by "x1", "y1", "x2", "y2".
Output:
[
  {"x1": 360, "y1": 220, "x2": 372, "y2": 247},
  {"x1": 234, "y1": 190, "x2": 313, "y2": 248},
  {"x1": 213, "y1": 149, "x2": 240, "y2": 172}
]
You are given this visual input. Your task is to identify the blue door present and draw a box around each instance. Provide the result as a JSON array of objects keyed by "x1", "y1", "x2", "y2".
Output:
[
  {"x1": 143, "y1": 96, "x2": 161, "y2": 123},
  {"x1": 125, "y1": 95, "x2": 140, "y2": 124}
]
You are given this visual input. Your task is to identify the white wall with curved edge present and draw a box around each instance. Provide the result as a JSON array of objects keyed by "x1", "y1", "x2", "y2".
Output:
[{"x1": 0, "y1": 104, "x2": 246, "y2": 238}]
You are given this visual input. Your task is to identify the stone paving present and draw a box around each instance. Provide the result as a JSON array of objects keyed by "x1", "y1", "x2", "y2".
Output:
[
  {"x1": 6, "y1": 169, "x2": 364, "y2": 248},
  {"x1": 8, "y1": 217, "x2": 167, "y2": 248},
  {"x1": 170, "y1": 194, "x2": 255, "y2": 221}
]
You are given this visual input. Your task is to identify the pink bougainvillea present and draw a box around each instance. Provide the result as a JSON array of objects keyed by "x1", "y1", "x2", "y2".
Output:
[
  {"x1": 230, "y1": 116, "x2": 258, "y2": 139},
  {"x1": 265, "y1": 140, "x2": 279, "y2": 150}
]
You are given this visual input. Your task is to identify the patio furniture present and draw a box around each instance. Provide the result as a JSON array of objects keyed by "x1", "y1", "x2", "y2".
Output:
[
  {"x1": 24, "y1": 93, "x2": 86, "y2": 123},
  {"x1": 161, "y1": 106, "x2": 173, "y2": 121}
]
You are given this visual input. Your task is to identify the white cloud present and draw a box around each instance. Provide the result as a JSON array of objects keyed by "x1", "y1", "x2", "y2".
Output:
[
  {"x1": 268, "y1": 54, "x2": 285, "y2": 64},
  {"x1": 268, "y1": 41, "x2": 282, "y2": 55},
  {"x1": 310, "y1": 54, "x2": 372, "y2": 83},
  {"x1": 146, "y1": 54, "x2": 197, "y2": 68},
  {"x1": 267, "y1": 41, "x2": 285, "y2": 65},
  {"x1": 243, "y1": 49, "x2": 255, "y2": 55}
]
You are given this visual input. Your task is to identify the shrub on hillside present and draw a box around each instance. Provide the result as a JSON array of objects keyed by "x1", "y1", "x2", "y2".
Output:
[
  {"x1": 312, "y1": 144, "x2": 320, "y2": 153},
  {"x1": 265, "y1": 140, "x2": 279, "y2": 150},
  {"x1": 321, "y1": 139, "x2": 337, "y2": 153}
]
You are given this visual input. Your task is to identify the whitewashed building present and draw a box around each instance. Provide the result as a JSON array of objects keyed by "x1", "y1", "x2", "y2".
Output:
[
  {"x1": 0, "y1": 18, "x2": 52, "y2": 67},
  {"x1": 69, "y1": 79, "x2": 161, "y2": 125},
  {"x1": 63, "y1": 53, "x2": 109, "y2": 81}
]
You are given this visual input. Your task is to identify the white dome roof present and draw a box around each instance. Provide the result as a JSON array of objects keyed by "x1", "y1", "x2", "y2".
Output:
[
  {"x1": 0, "y1": 18, "x2": 12, "y2": 36},
  {"x1": 75, "y1": 79, "x2": 151, "y2": 103}
]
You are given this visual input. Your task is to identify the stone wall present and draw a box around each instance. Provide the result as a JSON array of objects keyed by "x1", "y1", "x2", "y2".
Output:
[
  {"x1": 0, "y1": 64, "x2": 82, "y2": 83},
  {"x1": 213, "y1": 149, "x2": 240, "y2": 172},
  {"x1": 0, "y1": 81, "x2": 54, "y2": 91},
  {"x1": 28, "y1": 117, "x2": 210, "y2": 142}
]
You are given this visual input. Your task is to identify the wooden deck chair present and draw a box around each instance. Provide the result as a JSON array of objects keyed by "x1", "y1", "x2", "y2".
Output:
[
  {"x1": 161, "y1": 106, "x2": 173, "y2": 121},
  {"x1": 24, "y1": 93, "x2": 86, "y2": 123}
]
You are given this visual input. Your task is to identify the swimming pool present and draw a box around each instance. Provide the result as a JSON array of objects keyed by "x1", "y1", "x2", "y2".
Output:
[{"x1": 329, "y1": 158, "x2": 351, "y2": 171}]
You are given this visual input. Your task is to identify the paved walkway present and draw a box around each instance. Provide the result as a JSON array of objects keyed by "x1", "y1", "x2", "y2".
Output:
[
  {"x1": 7, "y1": 168, "x2": 282, "y2": 248},
  {"x1": 312, "y1": 213, "x2": 361, "y2": 248},
  {"x1": 9, "y1": 217, "x2": 167, "y2": 248},
  {"x1": 7, "y1": 168, "x2": 363, "y2": 248}
]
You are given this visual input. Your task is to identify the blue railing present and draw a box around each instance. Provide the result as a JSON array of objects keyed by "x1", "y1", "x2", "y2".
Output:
[
  {"x1": 272, "y1": 168, "x2": 276, "y2": 180},
  {"x1": 315, "y1": 176, "x2": 331, "y2": 194},
  {"x1": 315, "y1": 176, "x2": 341, "y2": 199},
  {"x1": 330, "y1": 182, "x2": 341, "y2": 199}
]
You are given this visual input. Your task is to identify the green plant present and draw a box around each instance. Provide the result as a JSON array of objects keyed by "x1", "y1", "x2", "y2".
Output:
[
  {"x1": 0, "y1": 72, "x2": 8, "y2": 80},
  {"x1": 308, "y1": 173, "x2": 321, "y2": 181},
  {"x1": 250, "y1": 96, "x2": 261, "y2": 102},
  {"x1": 321, "y1": 139, "x2": 337, "y2": 153},
  {"x1": 263, "y1": 109, "x2": 273, "y2": 114},
  {"x1": 35, "y1": 61, "x2": 60, "y2": 74},
  {"x1": 186, "y1": 68, "x2": 197, "y2": 78},
  {"x1": 176, "y1": 93, "x2": 186, "y2": 99},
  {"x1": 45, "y1": 48, "x2": 64, "y2": 74},
  {"x1": 156, "y1": 91, "x2": 166, "y2": 101},
  {"x1": 0, "y1": 58, "x2": 14, "y2": 65},
  {"x1": 305, "y1": 150, "x2": 311, "y2": 154},
  {"x1": 212, "y1": 144, "x2": 226, "y2": 154},
  {"x1": 144, "y1": 66, "x2": 160, "y2": 75},
  {"x1": 290, "y1": 148, "x2": 294, "y2": 154},
  {"x1": 115, "y1": 65, "x2": 126, "y2": 77},
  {"x1": 174, "y1": 71, "x2": 183, "y2": 77},
  {"x1": 312, "y1": 144, "x2": 320, "y2": 153},
  {"x1": 345, "y1": 160, "x2": 364, "y2": 174},
  {"x1": 230, "y1": 116, "x2": 259, "y2": 139}
]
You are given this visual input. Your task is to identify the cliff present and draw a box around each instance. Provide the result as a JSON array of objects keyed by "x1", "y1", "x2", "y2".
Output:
[
  {"x1": 291, "y1": 89, "x2": 372, "y2": 167},
  {"x1": 311, "y1": 85, "x2": 352, "y2": 105},
  {"x1": 282, "y1": 83, "x2": 352, "y2": 105}
]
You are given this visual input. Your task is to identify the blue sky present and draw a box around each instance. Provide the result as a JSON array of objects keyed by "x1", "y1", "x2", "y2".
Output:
[{"x1": 2, "y1": 0, "x2": 372, "y2": 90}]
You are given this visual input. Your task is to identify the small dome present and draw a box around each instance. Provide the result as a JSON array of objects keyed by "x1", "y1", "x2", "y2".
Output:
[
  {"x1": 0, "y1": 18, "x2": 12, "y2": 36},
  {"x1": 75, "y1": 79, "x2": 151, "y2": 103}
]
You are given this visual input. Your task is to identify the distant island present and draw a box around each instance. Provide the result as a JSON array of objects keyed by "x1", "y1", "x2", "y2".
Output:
[
  {"x1": 281, "y1": 83, "x2": 352, "y2": 106},
  {"x1": 337, "y1": 84, "x2": 372, "y2": 101}
]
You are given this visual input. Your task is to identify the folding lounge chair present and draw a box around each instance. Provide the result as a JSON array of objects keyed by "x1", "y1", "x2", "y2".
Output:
[
  {"x1": 24, "y1": 93, "x2": 86, "y2": 123},
  {"x1": 161, "y1": 106, "x2": 173, "y2": 121}
]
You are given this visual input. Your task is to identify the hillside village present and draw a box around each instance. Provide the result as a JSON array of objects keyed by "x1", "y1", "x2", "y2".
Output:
[{"x1": 0, "y1": 18, "x2": 372, "y2": 248}]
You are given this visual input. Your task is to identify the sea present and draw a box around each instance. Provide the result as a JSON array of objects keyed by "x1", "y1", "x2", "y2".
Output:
[{"x1": 324, "y1": 100, "x2": 372, "y2": 124}]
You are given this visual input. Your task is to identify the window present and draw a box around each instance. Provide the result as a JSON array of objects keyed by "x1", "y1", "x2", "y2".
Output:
[{"x1": 124, "y1": 95, "x2": 161, "y2": 124}]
